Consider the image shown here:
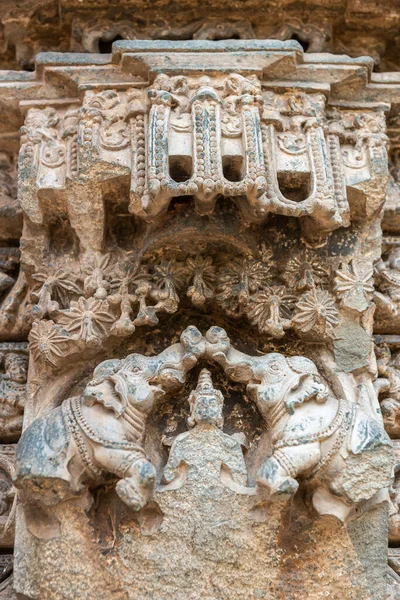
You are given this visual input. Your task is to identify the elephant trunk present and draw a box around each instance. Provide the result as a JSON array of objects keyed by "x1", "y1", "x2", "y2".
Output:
[{"x1": 247, "y1": 372, "x2": 302, "y2": 415}]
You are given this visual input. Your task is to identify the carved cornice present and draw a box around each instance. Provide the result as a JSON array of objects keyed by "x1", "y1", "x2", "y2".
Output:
[
  {"x1": 0, "y1": 43, "x2": 385, "y2": 252},
  {"x1": 0, "y1": 41, "x2": 399, "y2": 167},
  {"x1": 0, "y1": 41, "x2": 387, "y2": 349},
  {"x1": 1, "y1": 1, "x2": 400, "y2": 71}
]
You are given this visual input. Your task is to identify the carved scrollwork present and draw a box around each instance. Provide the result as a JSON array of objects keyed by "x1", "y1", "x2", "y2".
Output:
[{"x1": 277, "y1": 132, "x2": 307, "y2": 155}]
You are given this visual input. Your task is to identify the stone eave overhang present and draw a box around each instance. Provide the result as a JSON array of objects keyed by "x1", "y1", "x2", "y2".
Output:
[{"x1": 0, "y1": 40, "x2": 399, "y2": 151}]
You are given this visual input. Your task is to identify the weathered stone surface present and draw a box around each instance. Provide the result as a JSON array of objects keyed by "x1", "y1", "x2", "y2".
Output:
[
  {"x1": 0, "y1": 553, "x2": 15, "y2": 600},
  {"x1": 1, "y1": 0, "x2": 400, "y2": 72},
  {"x1": 12, "y1": 375, "x2": 389, "y2": 599},
  {"x1": 0, "y1": 346, "x2": 27, "y2": 442},
  {"x1": 0, "y1": 7, "x2": 395, "y2": 599},
  {"x1": 9, "y1": 40, "x2": 392, "y2": 600}
]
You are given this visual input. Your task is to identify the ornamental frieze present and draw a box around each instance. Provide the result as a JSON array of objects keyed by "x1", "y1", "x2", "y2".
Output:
[{"x1": 18, "y1": 71, "x2": 390, "y2": 242}]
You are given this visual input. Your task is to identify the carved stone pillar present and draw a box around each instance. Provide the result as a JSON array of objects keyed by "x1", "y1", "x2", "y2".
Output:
[{"x1": 1, "y1": 40, "x2": 397, "y2": 599}]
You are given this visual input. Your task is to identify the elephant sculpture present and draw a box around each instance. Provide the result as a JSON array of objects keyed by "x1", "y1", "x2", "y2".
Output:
[
  {"x1": 14, "y1": 326, "x2": 204, "y2": 511},
  {"x1": 204, "y1": 326, "x2": 393, "y2": 520},
  {"x1": 15, "y1": 324, "x2": 393, "y2": 522}
]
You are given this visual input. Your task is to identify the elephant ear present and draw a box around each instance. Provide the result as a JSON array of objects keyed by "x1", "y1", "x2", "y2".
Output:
[
  {"x1": 84, "y1": 359, "x2": 125, "y2": 416},
  {"x1": 91, "y1": 359, "x2": 123, "y2": 381},
  {"x1": 284, "y1": 373, "x2": 329, "y2": 415},
  {"x1": 108, "y1": 372, "x2": 133, "y2": 416},
  {"x1": 287, "y1": 356, "x2": 319, "y2": 376},
  {"x1": 84, "y1": 379, "x2": 126, "y2": 416}
]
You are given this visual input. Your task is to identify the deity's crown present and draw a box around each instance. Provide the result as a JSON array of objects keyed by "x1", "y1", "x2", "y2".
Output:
[
  {"x1": 195, "y1": 368, "x2": 215, "y2": 393},
  {"x1": 189, "y1": 368, "x2": 224, "y2": 410}
]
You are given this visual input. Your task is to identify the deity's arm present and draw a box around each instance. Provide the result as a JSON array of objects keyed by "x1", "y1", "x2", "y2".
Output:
[
  {"x1": 163, "y1": 434, "x2": 189, "y2": 482},
  {"x1": 219, "y1": 438, "x2": 248, "y2": 484}
]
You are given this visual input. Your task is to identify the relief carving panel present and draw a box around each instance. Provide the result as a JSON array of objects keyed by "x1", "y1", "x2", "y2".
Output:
[{"x1": 0, "y1": 40, "x2": 393, "y2": 600}]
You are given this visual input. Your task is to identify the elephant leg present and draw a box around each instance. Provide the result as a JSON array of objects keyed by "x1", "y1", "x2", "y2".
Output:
[
  {"x1": 115, "y1": 458, "x2": 156, "y2": 511},
  {"x1": 92, "y1": 446, "x2": 156, "y2": 511},
  {"x1": 257, "y1": 455, "x2": 299, "y2": 501},
  {"x1": 257, "y1": 444, "x2": 321, "y2": 501}
]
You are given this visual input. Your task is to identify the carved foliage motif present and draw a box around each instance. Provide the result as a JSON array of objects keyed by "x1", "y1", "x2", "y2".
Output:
[
  {"x1": 27, "y1": 239, "x2": 383, "y2": 372},
  {"x1": 27, "y1": 255, "x2": 274, "y2": 368},
  {"x1": 334, "y1": 260, "x2": 374, "y2": 314},
  {"x1": 28, "y1": 251, "x2": 196, "y2": 368}
]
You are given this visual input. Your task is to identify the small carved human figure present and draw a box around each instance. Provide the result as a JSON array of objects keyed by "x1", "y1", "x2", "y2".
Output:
[
  {"x1": 14, "y1": 326, "x2": 204, "y2": 510},
  {"x1": 374, "y1": 248, "x2": 400, "y2": 316},
  {"x1": 0, "y1": 350, "x2": 28, "y2": 440},
  {"x1": 375, "y1": 343, "x2": 400, "y2": 437},
  {"x1": 163, "y1": 368, "x2": 248, "y2": 488},
  {"x1": 204, "y1": 326, "x2": 393, "y2": 521}
]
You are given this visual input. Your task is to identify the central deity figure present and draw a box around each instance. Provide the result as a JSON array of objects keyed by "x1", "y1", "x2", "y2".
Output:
[{"x1": 163, "y1": 368, "x2": 248, "y2": 488}]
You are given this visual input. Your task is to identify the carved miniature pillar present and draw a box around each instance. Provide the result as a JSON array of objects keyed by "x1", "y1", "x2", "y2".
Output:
[{"x1": 3, "y1": 40, "x2": 397, "y2": 600}]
